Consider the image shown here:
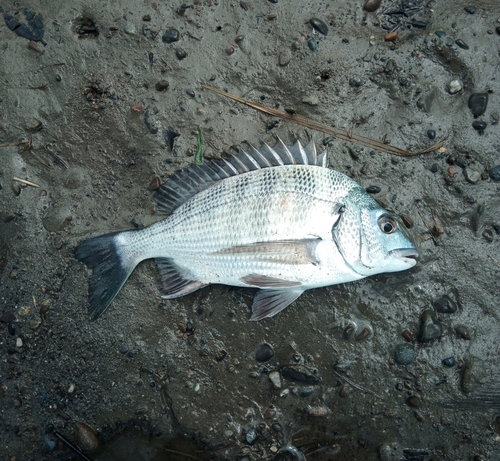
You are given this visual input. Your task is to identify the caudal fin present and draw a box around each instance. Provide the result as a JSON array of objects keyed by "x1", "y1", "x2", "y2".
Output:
[{"x1": 75, "y1": 232, "x2": 133, "y2": 319}]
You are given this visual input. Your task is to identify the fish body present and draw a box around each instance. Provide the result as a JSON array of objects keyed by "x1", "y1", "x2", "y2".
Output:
[{"x1": 76, "y1": 138, "x2": 418, "y2": 320}]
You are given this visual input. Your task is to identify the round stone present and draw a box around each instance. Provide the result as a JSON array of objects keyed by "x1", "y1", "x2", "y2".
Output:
[
  {"x1": 442, "y1": 357, "x2": 455, "y2": 367},
  {"x1": 255, "y1": 343, "x2": 274, "y2": 362},
  {"x1": 162, "y1": 28, "x2": 180, "y2": 43},
  {"x1": 394, "y1": 343, "x2": 415, "y2": 365},
  {"x1": 427, "y1": 129, "x2": 436, "y2": 139},
  {"x1": 472, "y1": 121, "x2": 487, "y2": 132},
  {"x1": 468, "y1": 93, "x2": 488, "y2": 116},
  {"x1": 363, "y1": 0, "x2": 382, "y2": 12},
  {"x1": 448, "y1": 80, "x2": 462, "y2": 94},
  {"x1": 310, "y1": 18, "x2": 328, "y2": 36},
  {"x1": 307, "y1": 39, "x2": 317, "y2": 52},
  {"x1": 418, "y1": 309, "x2": 442, "y2": 342},
  {"x1": 432, "y1": 295, "x2": 457, "y2": 313},
  {"x1": 489, "y1": 165, "x2": 500, "y2": 182}
]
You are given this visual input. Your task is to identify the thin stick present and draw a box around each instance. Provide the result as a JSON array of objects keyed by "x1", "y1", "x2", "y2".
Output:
[
  {"x1": 13, "y1": 177, "x2": 40, "y2": 188},
  {"x1": 53, "y1": 431, "x2": 94, "y2": 461},
  {"x1": 202, "y1": 85, "x2": 446, "y2": 157},
  {"x1": 0, "y1": 140, "x2": 26, "y2": 148},
  {"x1": 333, "y1": 370, "x2": 384, "y2": 400}
]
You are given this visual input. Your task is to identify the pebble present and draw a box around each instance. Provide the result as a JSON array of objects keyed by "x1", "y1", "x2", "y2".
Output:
[
  {"x1": 124, "y1": 23, "x2": 136, "y2": 35},
  {"x1": 366, "y1": 185, "x2": 381, "y2": 194},
  {"x1": 363, "y1": 0, "x2": 382, "y2": 12},
  {"x1": 8, "y1": 323, "x2": 15, "y2": 335},
  {"x1": 299, "y1": 386, "x2": 314, "y2": 397},
  {"x1": 434, "y1": 30, "x2": 446, "y2": 38},
  {"x1": 310, "y1": 18, "x2": 328, "y2": 36},
  {"x1": 464, "y1": 167, "x2": 481, "y2": 183},
  {"x1": 162, "y1": 28, "x2": 180, "y2": 43},
  {"x1": 472, "y1": 120, "x2": 487, "y2": 133},
  {"x1": 384, "y1": 32, "x2": 398, "y2": 41},
  {"x1": 427, "y1": 129, "x2": 436, "y2": 139},
  {"x1": 432, "y1": 295, "x2": 457, "y2": 314},
  {"x1": 278, "y1": 50, "x2": 291, "y2": 66},
  {"x1": 461, "y1": 358, "x2": 487, "y2": 393},
  {"x1": 418, "y1": 310, "x2": 442, "y2": 343},
  {"x1": 406, "y1": 395, "x2": 421, "y2": 408},
  {"x1": 430, "y1": 164, "x2": 439, "y2": 173},
  {"x1": 281, "y1": 364, "x2": 320, "y2": 384},
  {"x1": 302, "y1": 94, "x2": 319, "y2": 106},
  {"x1": 74, "y1": 422, "x2": 99, "y2": 451},
  {"x1": 307, "y1": 39, "x2": 317, "y2": 51},
  {"x1": 255, "y1": 343, "x2": 274, "y2": 362},
  {"x1": 394, "y1": 343, "x2": 415, "y2": 365},
  {"x1": 468, "y1": 93, "x2": 488, "y2": 116},
  {"x1": 455, "y1": 156, "x2": 469, "y2": 168},
  {"x1": 497, "y1": 26, "x2": 500, "y2": 36},
  {"x1": 349, "y1": 75, "x2": 363, "y2": 87},
  {"x1": 245, "y1": 428, "x2": 257, "y2": 445},
  {"x1": 186, "y1": 88, "x2": 195, "y2": 98},
  {"x1": 268, "y1": 371, "x2": 283, "y2": 389},
  {"x1": 175, "y1": 47, "x2": 187, "y2": 60},
  {"x1": 455, "y1": 324, "x2": 471, "y2": 340},
  {"x1": 489, "y1": 165, "x2": 500, "y2": 182},
  {"x1": 16, "y1": 337, "x2": 23, "y2": 347},
  {"x1": 155, "y1": 80, "x2": 169, "y2": 91},
  {"x1": 448, "y1": 80, "x2": 462, "y2": 94},
  {"x1": 43, "y1": 433, "x2": 57, "y2": 452},
  {"x1": 455, "y1": 39, "x2": 469, "y2": 50},
  {"x1": 442, "y1": 357, "x2": 455, "y2": 367},
  {"x1": 464, "y1": 6, "x2": 477, "y2": 14}
]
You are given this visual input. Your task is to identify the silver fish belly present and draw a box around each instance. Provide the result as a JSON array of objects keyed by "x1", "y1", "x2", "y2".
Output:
[{"x1": 76, "y1": 138, "x2": 418, "y2": 321}]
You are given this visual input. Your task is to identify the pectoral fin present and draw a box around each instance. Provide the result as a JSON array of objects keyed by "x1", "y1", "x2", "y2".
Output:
[
  {"x1": 215, "y1": 239, "x2": 321, "y2": 266},
  {"x1": 250, "y1": 288, "x2": 305, "y2": 321}
]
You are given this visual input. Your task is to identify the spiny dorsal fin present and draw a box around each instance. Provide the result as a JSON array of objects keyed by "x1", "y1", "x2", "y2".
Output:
[{"x1": 154, "y1": 137, "x2": 328, "y2": 214}]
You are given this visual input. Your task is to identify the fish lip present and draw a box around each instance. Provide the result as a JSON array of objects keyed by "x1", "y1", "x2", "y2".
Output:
[{"x1": 390, "y1": 248, "x2": 419, "y2": 265}]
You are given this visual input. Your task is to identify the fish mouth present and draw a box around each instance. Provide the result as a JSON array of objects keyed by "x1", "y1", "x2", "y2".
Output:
[{"x1": 390, "y1": 248, "x2": 419, "y2": 266}]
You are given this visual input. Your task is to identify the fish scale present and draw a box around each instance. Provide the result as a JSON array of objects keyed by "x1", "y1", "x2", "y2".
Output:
[{"x1": 76, "y1": 138, "x2": 418, "y2": 321}]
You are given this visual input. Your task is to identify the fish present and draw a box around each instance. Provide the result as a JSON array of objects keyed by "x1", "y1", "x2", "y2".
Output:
[{"x1": 75, "y1": 138, "x2": 419, "y2": 321}]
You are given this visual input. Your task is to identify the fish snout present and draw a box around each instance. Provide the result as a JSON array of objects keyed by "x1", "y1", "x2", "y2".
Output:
[{"x1": 390, "y1": 248, "x2": 419, "y2": 267}]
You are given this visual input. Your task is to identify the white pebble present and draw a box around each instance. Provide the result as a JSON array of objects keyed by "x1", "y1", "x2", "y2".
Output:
[
  {"x1": 16, "y1": 337, "x2": 23, "y2": 347},
  {"x1": 448, "y1": 80, "x2": 462, "y2": 94}
]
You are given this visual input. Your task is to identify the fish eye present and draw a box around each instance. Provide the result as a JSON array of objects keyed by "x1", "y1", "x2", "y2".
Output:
[{"x1": 378, "y1": 215, "x2": 397, "y2": 234}]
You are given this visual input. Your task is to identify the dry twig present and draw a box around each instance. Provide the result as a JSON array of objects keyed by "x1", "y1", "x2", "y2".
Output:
[{"x1": 202, "y1": 85, "x2": 447, "y2": 157}]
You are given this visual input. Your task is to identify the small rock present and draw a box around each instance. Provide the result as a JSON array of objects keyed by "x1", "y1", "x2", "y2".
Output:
[
  {"x1": 310, "y1": 18, "x2": 328, "y2": 36},
  {"x1": 278, "y1": 50, "x2": 291, "y2": 66},
  {"x1": 364, "y1": 0, "x2": 382, "y2": 12},
  {"x1": 281, "y1": 364, "x2": 320, "y2": 384},
  {"x1": 472, "y1": 120, "x2": 487, "y2": 133},
  {"x1": 455, "y1": 39, "x2": 469, "y2": 50},
  {"x1": 366, "y1": 185, "x2": 381, "y2": 194},
  {"x1": 489, "y1": 165, "x2": 500, "y2": 182},
  {"x1": 455, "y1": 156, "x2": 469, "y2": 168},
  {"x1": 255, "y1": 343, "x2": 274, "y2": 362},
  {"x1": 43, "y1": 434, "x2": 57, "y2": 452},
  {"x1": 464, "y1": 6, "x2": 477, "y2": 14},
  {"x1": 394, "y1": 343, "x2": 415, "y2": 365},
  {"x1": 468, "y1": 93, "x2": 488, "y2": 116},
  {"x1": 464, "y1": 167, "x2": 481, "y2": 183},
  {"x1": 418, "y1": 309, "x2": 442, "y2": 342},
  {"x1": 448, "y1": 80, "x2": 462, "y2": 94},
  {"x1": 455, "y1": 324, "x2": 471, "y2": 340},
  {"x1": 427, "y1": 129, "x2": 436, "y2": 139},
  {"x1": 302, "y1": 94, "x2": 319, "y2": 106},
  {"x1": 16, "y1": 337, "x2": 23, "y2": 347},
  {"x1": 8, "y1": 323, "x2": 15, "y2": 335},
  {"x1": 155, "y1": 80, "x2": 169, "y2": 91},
  {"x1": 461, "y1": 358, "x2": 487, "y2": 393},
  {"x1": 406, "y1": 395, "x2": 421, "y2": 408},
  {"x1": 268, "y1": 371, "x2": 283, "y2": 389},
  {"x1": 186, "y1": 88, "x2": 195, "y2": 98},
  {"x1": 442, "y1": 357, "x2": 455, "y2": 367},
  {"x1": 162, "y1": 28, "x2": 180, "y2": 43},
  {"x1": 245, "y1": 428, "x2": 257, "y2": 445},
  {"x1": 349, "y1": 75, "x2": 363, "y2": 87},
  {"x1": 384, "y1": 31, "x2": 398, "y2": 41},
  {"x1": 74, "y1": 422, "x2": 99, "y2": 451},
  {"x1": 175, "y1": 47, "x2": 187, "y2": 60},
  {"x1": 432, "y1": 295, "x2": 457, "y2": 313},
  {"x1": 299, "y1": 386, "x2": 314, "y2": 397},
  {"x1": 124, "y1": 23, "x2": 136, "y2": 35},
  {"x1": 307, "y1": 39, "x2": 317, "y2": 51},
  {"x1": 435, "y1": 30, "x2": 446, "y2": 38}
]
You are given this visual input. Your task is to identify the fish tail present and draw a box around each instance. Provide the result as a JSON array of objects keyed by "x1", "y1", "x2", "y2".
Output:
[{"x1": 75, "y1": 231, "x2": 134, "y2": 319}]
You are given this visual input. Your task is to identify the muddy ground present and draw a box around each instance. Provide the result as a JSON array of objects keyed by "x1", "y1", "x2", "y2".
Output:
[{"x1": 1, "y1": 0, "x2": 500, "y2": 460}]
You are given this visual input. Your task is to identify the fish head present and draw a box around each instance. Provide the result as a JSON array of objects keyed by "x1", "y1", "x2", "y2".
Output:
[{"x1": 334, "y1": 187, "x2": 419, "y2": 277}]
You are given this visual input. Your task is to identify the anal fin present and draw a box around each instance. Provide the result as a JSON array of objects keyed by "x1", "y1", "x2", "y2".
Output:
[
  {"x1": 250, "y1": 288, "x2": 304, "y2": 321},
  {"x1": 155, "y1": 258, "x2": 207, "y2": 298}
]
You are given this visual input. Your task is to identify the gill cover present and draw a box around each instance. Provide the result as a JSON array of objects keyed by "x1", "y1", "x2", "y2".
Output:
[{"x1": 332, "y1": 187, "x2": 417, "y2": 276}]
